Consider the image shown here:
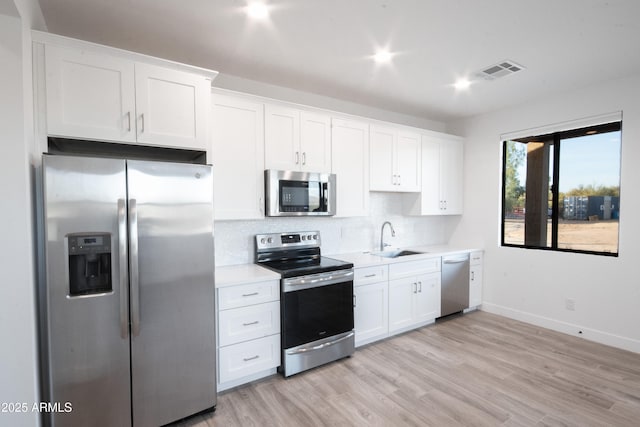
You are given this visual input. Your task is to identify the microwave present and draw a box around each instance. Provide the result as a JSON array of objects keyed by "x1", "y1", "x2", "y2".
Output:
[{"x1": 265, "y1": 169, "x2": 336, "y2": 216}]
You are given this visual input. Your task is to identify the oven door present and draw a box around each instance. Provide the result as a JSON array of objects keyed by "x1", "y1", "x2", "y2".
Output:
[{"x1": 282, "y1": 269, "x2": 354, "y2": 349}]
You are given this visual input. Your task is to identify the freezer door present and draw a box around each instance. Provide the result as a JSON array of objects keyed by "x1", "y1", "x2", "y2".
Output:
[
  {"x1": 42, "y1": 155, "x2": 131, "y2": 427},
  {"x1": 127, "y1": 160, "x2": 216, "y2": 427}
]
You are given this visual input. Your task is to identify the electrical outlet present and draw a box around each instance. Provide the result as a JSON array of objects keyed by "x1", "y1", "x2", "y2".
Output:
[{"x1": 565, "y1": 298, "x2": 576, "y2": 311}]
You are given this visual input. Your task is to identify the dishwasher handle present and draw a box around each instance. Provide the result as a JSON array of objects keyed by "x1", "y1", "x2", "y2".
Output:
[{"x1": 443, "y1": 257, "x2": 469, "y2": 264}]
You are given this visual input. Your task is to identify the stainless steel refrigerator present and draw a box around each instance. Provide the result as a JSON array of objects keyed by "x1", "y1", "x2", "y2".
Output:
[{"x1": 40, "y1": 154, "x2": 216, "y2": 426}]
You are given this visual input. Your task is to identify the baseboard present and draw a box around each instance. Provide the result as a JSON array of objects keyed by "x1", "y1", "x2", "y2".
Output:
[{"x1": 481, "y1": 303, "x2": 640, "y2": 354}]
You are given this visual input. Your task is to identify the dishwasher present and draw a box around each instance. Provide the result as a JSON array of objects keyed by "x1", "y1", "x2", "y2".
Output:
[{"x1": 440, "y1": 253, "x2": 470, "y2": 317}]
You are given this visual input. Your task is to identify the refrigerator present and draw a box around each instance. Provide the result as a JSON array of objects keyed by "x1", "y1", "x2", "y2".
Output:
[{"x1": 40, "y1": 154, "x2": 216, "y2": 426}]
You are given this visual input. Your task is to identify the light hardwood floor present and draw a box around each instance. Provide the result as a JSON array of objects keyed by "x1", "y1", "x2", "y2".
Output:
[{"x1": 177, "y1": 311, "x2": 640, "y2": 426}]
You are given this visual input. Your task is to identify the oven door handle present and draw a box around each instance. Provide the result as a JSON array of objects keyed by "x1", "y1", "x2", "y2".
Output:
[
  {"x1": 285, "y1": 332, "x2": 355, "y2": 355},
  {"x1": 283, "y1": 269, "x2": 354, "y2": 291}
]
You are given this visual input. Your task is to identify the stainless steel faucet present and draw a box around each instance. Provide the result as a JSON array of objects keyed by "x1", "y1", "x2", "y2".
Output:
[{"x1": 380, "y1": 221, "x2": 396, "y2": 251}]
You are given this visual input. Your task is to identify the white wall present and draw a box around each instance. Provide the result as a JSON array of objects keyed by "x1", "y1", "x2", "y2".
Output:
[
  {"x1": 0, "y1": 1, "x2": 46, "y2": 426},
  {"x1": 448, "y1": 74, "x2": 640, "y2": 353},
  {"x1": 0, "y1": 9, "x2": 38, "y2": 427},
  {"x1": 216, "y1": 193, "x2": 460, "y2": 265},
  {"x1": 214, "y1": 73, "x2": 446, "y2": 132}
]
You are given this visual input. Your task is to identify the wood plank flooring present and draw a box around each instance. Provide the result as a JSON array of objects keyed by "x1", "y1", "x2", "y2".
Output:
[{"x1": 176, "y1": 311, "x2": 640, "y2": 426}]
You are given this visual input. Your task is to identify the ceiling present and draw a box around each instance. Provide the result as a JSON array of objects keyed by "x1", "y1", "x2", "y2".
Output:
[{"x1": 37, "y1": 0, "x2": 640, "y2": 123}]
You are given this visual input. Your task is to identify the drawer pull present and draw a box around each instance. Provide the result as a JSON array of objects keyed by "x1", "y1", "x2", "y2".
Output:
[
  {"x1": 242, "y1": 292, "x2": 259, "y2": 297},
  {"x1": 242, "y1": 321, "x2": 260, "y2": 326},
  {"x1": 243, "y1": 355, "x2": 260, "y2": 362},
  {"x1": 364, "y1": 274, "x2": 377, "y2": 278}
]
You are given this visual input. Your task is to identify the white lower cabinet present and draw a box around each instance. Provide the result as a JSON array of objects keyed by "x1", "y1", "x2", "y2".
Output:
[
  {"x1": 218, "y1": 335, "x2": 280, "y2": 384},
  {"x1": 354, "y1": 258, "x2": 442, "y2": 345},
  {"x1": 388, "y1": 258, "x2": 441, "y2": 335},
  {"x1": 469, "y1": 251, "x2": 484, "y2": 308},
  {"x1": 217, "y1": 279, "x2": 281, "y2": 391},
  {"x1": 218, "y1": 301, "x2": 280, "y2": 347},
  {"x1": 354, "y1": 265, "x2": 389, "y2": 347}
]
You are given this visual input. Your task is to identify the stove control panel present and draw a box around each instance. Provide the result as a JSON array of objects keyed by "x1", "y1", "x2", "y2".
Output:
[{"x1": 256, "y1": 231, "x2": 321, "y2": 251}]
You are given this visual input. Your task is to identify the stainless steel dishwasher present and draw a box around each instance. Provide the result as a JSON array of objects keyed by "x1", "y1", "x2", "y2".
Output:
[{"x1": 440, "y1": 254, "x2": 470, "y2": 317}]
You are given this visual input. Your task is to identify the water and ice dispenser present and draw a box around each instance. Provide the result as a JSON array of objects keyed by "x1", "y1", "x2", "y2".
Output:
[{"x1": 67, "y1": 233, "x2": 113, "y2": 296}]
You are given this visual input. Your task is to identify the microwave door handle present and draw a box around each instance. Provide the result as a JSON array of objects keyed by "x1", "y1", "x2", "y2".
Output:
[{"x1": 321, "y1": 182, "x2": 328, "y2": 211}]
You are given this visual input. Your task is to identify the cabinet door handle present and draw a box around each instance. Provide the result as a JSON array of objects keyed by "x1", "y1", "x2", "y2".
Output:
[
  {"x1": 242, "y1": 292, "x2": 259, "y2": 297},
  {"x1": 140, "y1": 113, "x2": 145, "y2": 133},
  {"x1": 398, "y1": 174, "x2": 401, "y2": 186},
  {"x1": 418, "y1": 281, "x2": 422, "y2": 293},
  {"x1": 126, "y1": 111, "x2": 131, "y2": 132},
  {"x1": 243, "y1": 355, "x2": 260, "y2": 362},
  {"x1": 364, "y1": 274, "x2": 376, "y2": 278},
  {"x1": 295, "y1": 151, "x2": 300, "y2": 164},
  {"x1": 302, "y1": 152, "x2": 306, "y2": 165},
  {"x1": 471, "y1": 271, "x2": 475, "y2": 281},
  {"x1": 413, "y1": 283, "x2": 417, "y2": 294},
  {"x1": 242, "y1": 321, "x2": 259, "y2": 326}
]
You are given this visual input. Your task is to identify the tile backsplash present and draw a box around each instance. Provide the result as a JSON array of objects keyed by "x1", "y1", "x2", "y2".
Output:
[{"x1": 215, "y1": 193, "x2": 460, "y2": 266}]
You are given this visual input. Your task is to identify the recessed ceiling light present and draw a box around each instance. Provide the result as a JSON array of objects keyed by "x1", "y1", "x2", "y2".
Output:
[
  {"x1": 373, "y1": 50, "x2": 393, "y2": 64},
  {"x1": 247, "y1": 2, "x2": 269, "y2": 19},
  {"x1": 454, "y1": 78, "x2": 472, "y2": 91}
]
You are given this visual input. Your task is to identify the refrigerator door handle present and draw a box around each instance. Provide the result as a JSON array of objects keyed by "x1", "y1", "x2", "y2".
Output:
[
  {"x1": 129, "y1": 198, "x2": 141, "y2": 336},
  {"x1": 118, "y1": 199, "x2": 129, "y2": 339}
]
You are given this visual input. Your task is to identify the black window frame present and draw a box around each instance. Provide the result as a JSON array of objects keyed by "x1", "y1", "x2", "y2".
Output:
[{"x1": 501, "y1": 121, "x2": 621, "y2": 257}]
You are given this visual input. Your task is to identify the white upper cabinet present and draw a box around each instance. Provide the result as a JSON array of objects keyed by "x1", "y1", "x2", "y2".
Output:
[
  {"x1": 440, "y1": 137, "x2": 464, "y2": 214},
  {"x1": 264, "y1": 105, "x2": 300, "y2": 171},
  {"x1": 45, "y1": 45, "x2": 137, "y2": 143},
  {"x1": 265, "y1": 105, "x2": 331, "y2": 173},
  {"x1": 405, "y1": 134, "x2": 464, "y2": 215},
  {"x1": 44, "y1": 42, "x2": 212, "y2": 150},
  {"x1": 331, "y1": 118, "x2": 369, "y2": 217},
  {"x1": 300, "y1": 111, "x2": 331, "y2": 173},
  {"x1": 134, "y1": 63, "x2": 209, "y2": 149},
  {"x1": 369, "y1": 125, "x2": 395, "y2": 191},
  {"x1": 396, "y1": 131, "x2": 421, "y2": 191},
  {"x1": 369, "y1": 125, "x2": 421, "y2": 192},
  {"x1": 211, "y1": 93, "x2": 265, "y2": 220}
]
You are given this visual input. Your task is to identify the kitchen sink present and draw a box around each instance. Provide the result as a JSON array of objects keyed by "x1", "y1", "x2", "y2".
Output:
[{"x1": 371, "y1": 249, "x2": 424, "y2": 258}]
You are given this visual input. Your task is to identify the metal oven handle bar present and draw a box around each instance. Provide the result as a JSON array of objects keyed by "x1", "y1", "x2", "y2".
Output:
[
  {"x1": 283, "y1": 269, "x2": 354, "y2": 292},
  {"x1": 285, "y1": 331, "x2": 355, "y2": 355}
]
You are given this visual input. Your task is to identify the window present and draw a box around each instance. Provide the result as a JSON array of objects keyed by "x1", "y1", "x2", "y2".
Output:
[{"x1": 501, "y1": 121, "x2": 621, "y2": 256}]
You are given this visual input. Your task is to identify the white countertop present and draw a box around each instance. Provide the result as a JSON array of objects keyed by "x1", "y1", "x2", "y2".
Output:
[
  {"x1": 215, "y1": 245, "x2": 483, "y2": 287},
  {"x1": 215, "y1": 264, "x2": 280, "y2": 288},
  {"x1": 328, "y1": 245, "x2": 483, "y2": 268}
]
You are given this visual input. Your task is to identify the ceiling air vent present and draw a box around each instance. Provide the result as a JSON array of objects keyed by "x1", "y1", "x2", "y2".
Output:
[{"x1": 475, "y1": 60, "x2": 525, "y2": 81}]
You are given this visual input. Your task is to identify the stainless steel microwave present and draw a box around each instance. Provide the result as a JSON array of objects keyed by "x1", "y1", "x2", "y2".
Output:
[{"x1": 265, "y1": 169, "x2": 336, "y2": 216}]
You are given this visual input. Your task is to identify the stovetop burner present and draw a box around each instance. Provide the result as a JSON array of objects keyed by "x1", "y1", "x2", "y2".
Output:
[{"x1": 255, "y1": 231, "x2": 352, "y2": 277}]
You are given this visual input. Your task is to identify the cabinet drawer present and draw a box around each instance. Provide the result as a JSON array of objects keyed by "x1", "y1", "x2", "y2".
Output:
[
  {"x1": 354, "y1": 265, "x2": 388, "y2": 286},
  {"x1": 470, "y1": 251, "x2": 483, "y2": 266},
  {"x1": 389, "y1": 257, "x2": 440, "y2": 278},
  {"x1": 218, "y1": 334, "x2": 281, "y2": 384},
  {"x1": 218, "y1": 280, "x2": 279, "y2": 310},
  {"x1": 219, "y1": 301, "x2": 280, "y2": 347}
]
